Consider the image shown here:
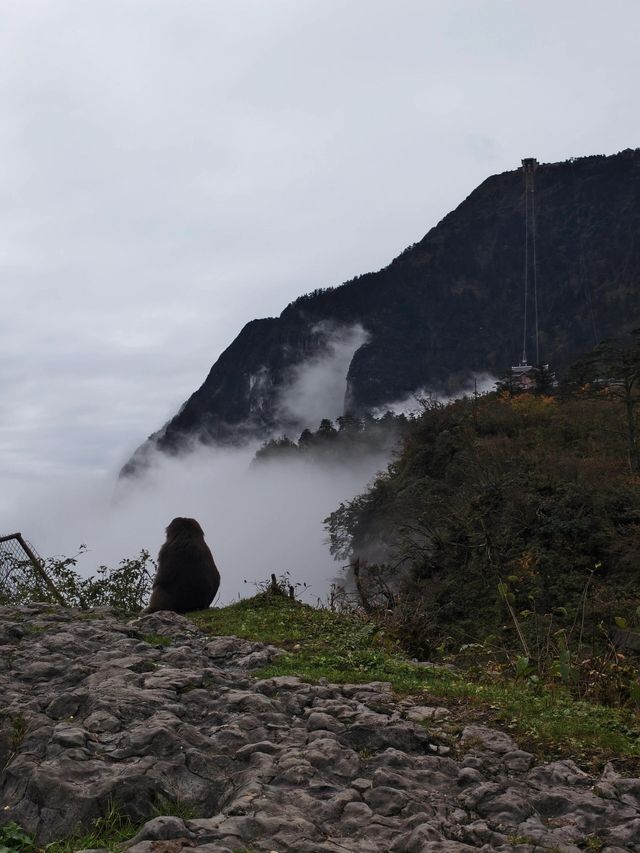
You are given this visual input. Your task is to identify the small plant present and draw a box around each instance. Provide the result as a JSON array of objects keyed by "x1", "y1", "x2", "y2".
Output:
[
  {"x1": 244, "y1": 571, "x2": 308, "y2": 600},
  {"x1": 514, "y1": 655, "x2": 533, "y2": 680},
  {"x1": 0, "y1": 822, "x2": 35, "y2": 853},
  {"x1": 10, "y1": 714, "x2": 26, "y2": 752},
  {"x1": 44, "y1": 800, "x2": 140, "y2": 853},
  {"x1": 142, "y1": 634, "x2": 172, "y2": 648},
  {"x1": 2, "y1": 712, "x2": 27, "y2": 771},
  {"x1": 506, "y1": 835, "x2": 536, "y2": 846},
  {"x1": 153, "y1": 797, "x2": 199, "y2": 821}
]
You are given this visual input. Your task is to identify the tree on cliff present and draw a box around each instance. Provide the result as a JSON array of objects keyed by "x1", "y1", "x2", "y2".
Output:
[{"x1": 571, "y1": 332, "x2": 640, "y2": 473}]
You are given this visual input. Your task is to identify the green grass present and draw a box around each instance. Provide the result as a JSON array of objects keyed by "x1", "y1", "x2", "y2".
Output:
[
  {"x1": 141, "y1": 633, "x2": 172, "y2": 648},
  {"x1": 43, "y1": 798, "x2": 198, "y2": 853},
  {"x1": 20, "y1": 625, "x2": 46, "y2": 636},
  {"x1": 9, "y1": 714, "x2": 26, "y2": 753},
  {"x1": 41, "y1": 802, "x2": 139, "y2": 853},
  {"x1": 190, "y1": 593, "x2": 640, "y2": 768}
]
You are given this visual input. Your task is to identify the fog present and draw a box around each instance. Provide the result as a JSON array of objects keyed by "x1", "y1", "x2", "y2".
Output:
[
  {"x1": 373, "y1": 371, "x2": 497, "y2": 417},
  {"x1": 3, "y1": 327, "x2": 392, "y2": 604},
  {"x1": 3, "y1": 442, "x2": 389, "y2": 606},
  {"x1": 3, "y1": 321, "x2": 496, "y2": 605},
  {"x1": 277, "y1": 324, "x2": 368, "y2": 430}
]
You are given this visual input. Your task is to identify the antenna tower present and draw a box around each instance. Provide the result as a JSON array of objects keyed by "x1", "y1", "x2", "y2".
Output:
[{"x1": 521, "y1": 157, "x2": 539, "y2": 365}]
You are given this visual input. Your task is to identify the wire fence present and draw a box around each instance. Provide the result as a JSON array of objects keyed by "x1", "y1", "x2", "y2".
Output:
[{"x1": 0, "y1": 532, "x2": 65, "y2": 605}]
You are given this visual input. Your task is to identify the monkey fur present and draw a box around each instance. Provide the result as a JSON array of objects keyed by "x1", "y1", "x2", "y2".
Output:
[{"x1": 146, "y1": 517, "x2": 220, "y2": 614}]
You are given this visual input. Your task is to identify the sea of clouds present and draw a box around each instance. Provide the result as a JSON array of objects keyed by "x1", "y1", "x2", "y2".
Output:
[{"x1": 2, "y1": 325, "x2": 495, "y2": 605}]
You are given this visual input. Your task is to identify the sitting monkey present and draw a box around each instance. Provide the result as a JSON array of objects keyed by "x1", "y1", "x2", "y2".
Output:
[{"x1": 146, "y1": 517, "x2": 220, "y2": 613}]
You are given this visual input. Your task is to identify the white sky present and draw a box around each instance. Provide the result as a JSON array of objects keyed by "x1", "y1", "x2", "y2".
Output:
[{"x1": 1, "y1": 1, "x2": 639, "y2": 577}]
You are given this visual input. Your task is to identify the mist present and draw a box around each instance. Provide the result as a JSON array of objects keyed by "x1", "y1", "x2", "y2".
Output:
[
  {"x1": 2, "y1": 326, "x2": 391, "y2": 605},
  {"x1": 2, "y1": 318, "x2": 496, "y2": 607},
  {"x1": 277, "y1": 323, "x2": 369, "y2": 430},
  {"x1": 3, "y1": 442, "x2": 388, "y2": 606},
  {"x1": 375, "y1": 371, "x2": 498, "y2": 416}
]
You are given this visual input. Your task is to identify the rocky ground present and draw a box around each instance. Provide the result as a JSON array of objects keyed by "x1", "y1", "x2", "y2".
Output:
[{"x1": 1, "y1": 606, "x2": 640, "y2": 852}]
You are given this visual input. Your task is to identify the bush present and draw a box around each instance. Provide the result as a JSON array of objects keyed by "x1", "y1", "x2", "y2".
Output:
[
  {"x1": 325, "y1": 389, "x2": 640, "y2": 705},
  {"x1": 0, "y1": 549, "x2": 155, "y2": 613}
]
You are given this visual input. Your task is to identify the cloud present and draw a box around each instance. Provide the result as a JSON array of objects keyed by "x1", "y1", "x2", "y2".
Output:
[
  {"x1": 1, "y1": 347, "x2": 494, "y2": 609},
  {"x1": 2, "y1": 441, "x2": 390, "y2": 607},
  {"x1": 277, "y1": 323, "x2": 369, "y2": 432},
  {"x1": 374, "y1": 372, "x2": 497, "y2": 417},
  {"x1": 2, "y1": 326, "x2": 387, "y2": 605}
]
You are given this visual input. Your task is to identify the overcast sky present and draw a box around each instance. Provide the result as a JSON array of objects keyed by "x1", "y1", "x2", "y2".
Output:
[{"x1": 1, "y1": 0, "x2": 639, "y2": 507}]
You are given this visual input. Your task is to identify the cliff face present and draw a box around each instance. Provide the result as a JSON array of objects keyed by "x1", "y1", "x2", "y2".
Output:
[{"x1": 123, "y1": 149, "x2": 640, "y2": 474}]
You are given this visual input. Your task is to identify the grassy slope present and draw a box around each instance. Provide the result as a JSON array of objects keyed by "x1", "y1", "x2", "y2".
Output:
[{"x1": 191, "y1": 593, "x2": 640, "y2": 773}]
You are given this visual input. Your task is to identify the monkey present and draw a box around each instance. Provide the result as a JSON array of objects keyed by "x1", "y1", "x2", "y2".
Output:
[{"x1": 146, "y1": 517, "x2": 221, "y2": 614}]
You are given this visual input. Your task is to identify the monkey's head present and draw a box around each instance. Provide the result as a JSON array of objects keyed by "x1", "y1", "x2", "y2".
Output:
[{"x1": 165, "y1": 517, "x2": 205, "y2": 539}]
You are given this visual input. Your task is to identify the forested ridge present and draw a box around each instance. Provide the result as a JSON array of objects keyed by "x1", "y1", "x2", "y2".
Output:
[{"x1": 325, "y1": 353, "x2": 640, "y2": 700}]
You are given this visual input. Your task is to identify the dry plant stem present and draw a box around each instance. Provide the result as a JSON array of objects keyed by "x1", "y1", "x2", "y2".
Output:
[{"x1": 498, "y1": 577, "x2": 531, "y2": 660}]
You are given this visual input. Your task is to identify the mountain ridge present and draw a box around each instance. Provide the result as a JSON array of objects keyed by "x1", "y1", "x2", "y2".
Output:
[{"x1": 122, "y1": 148, "x2": 640, "y2": 476}]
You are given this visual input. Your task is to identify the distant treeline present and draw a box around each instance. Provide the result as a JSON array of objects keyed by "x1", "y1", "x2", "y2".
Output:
[{"x1": 253, "y1": 411, "x2": 412, "y2": 464}]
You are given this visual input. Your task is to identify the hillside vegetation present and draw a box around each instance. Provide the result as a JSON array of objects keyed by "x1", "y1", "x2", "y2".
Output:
[{"x1": 325, "y1": 379, "x2": 640, "y2": 706}]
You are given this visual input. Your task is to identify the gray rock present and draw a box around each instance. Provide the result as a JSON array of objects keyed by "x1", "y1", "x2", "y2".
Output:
[
  {"x1": 84, "y1": 711, "x2": 121, "y2": 733},
  {"x1": 364, "y1": 785, "x2": 409, "y2": 816},
  {"x1": 457, "y1": 766, "x2": 483, "y2": 786},
  {"x1": 460, "y1": 724, "x2": 518, "y2": 754},
  {"x1": 1, "y1": 604, "x2": 640, "y2": 852},
  {"x1": 306, "y1": 711, "x2": 346, "y2": 733},
  {"x1": 501, "y1": 749, "x2": 534, "y2": 772},
  {"x1": 389, "y1": 822, "x2": 445, "y2": 851},
  {"x1": 126, "y1": 815, "x2": 194, "y2": 844},
  {"x1": 404, "y1": 705, "x2": 450, "y2": 723}
]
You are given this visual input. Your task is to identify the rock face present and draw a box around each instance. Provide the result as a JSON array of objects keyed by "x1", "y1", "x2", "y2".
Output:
[
  {"x1": 1, "y1": 605, "x2": 640, "y2": 852},
  {"x1": 122, "y1": 148, "x2": 640, "y2": 475}
]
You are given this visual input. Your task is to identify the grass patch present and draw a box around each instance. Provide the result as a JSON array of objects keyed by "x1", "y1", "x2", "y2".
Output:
[
  {"x1": 44, "y1": 798, "x2": 198, "y2": 853},
  {"x1": 9, "y1": 714, "x2": 26, "y2": 752},
  {"x1": 191, "y1": 593, "x2": 640, "y2": 769},
  {"x1": 141, "y1": 633, "x2": 172, "y2": 648},
  {"x1": 1, "y1": 713, "x2": 27, "y2": 774},
  {"x1": 20, "y1": 625, "x2": 46, "y2": 636},
  {"x1": 43, "y1": 802, "x2": 138, "y2": 853}
]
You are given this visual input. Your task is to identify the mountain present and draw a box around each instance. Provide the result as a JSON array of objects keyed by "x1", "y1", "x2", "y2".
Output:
[{"x1": 122, "y1": 148, "x2": 640, "y2": 475}]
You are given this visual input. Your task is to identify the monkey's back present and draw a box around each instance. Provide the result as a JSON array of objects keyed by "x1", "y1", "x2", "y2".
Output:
[{"x1": 148, "y1": 521, "x2": 221, "y2": 613}]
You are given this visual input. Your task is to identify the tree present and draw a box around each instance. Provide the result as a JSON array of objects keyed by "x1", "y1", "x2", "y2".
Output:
[
  {"x1": 572, "y1": 333, "x2": 640, "y2": 473},
  {"x1": 495, "y1": 368, "x2": 519, "y2": 397},
  {"x1": 298, "y1": 428, "x2": 314, "y2": 449},
  {"x1": 530, "y1": 363, "x2": 556, "y2": 395},
  {"x1": 253, "y1": 435, "x2": 297, "y2": 463},
  {"x1": 336, "y1": 411, "x2": 361, "y2": 433},
  {"x1": 316, "y1": 418, "x2": 337, "y2": 441}
]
